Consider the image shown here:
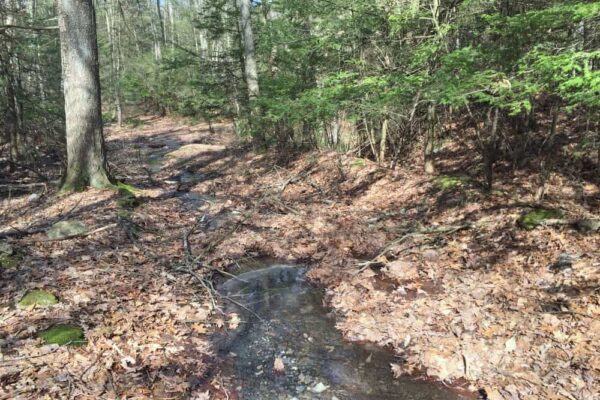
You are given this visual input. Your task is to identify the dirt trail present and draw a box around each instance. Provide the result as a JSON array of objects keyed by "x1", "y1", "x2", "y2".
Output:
[{"x1": 1, "y1": 117, "x2": 599, "y2": 399}]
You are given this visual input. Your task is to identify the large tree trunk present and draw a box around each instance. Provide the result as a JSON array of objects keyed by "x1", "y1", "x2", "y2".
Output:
[
  {"x1": 58, "y1": 0, "x2": 112, "y2": 191},
  {"x1": 238, "y1": 0, "x2": 259, "y2": 101},
  {"x1": 2, "y1": 0, "x2": 25, "y2": 169}
]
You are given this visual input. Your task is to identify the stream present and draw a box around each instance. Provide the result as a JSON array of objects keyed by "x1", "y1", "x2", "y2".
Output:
[{"x1": 217, "y1": 264, "x2": 468, "y2": 400}]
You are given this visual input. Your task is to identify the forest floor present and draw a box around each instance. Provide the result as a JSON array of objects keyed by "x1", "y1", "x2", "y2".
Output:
[{"x1": 1, "y1": 116, "x2": 599, "y2": 400}]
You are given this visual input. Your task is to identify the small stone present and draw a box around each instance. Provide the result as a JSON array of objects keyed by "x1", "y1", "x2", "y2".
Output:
[
  {"x1": 27, "y1": 193, "x2": 41, "y2": 203},
  {"x1": 38, "y1": 324, "x2": 85, "y2": 346},
  {"x1": 548, "y1": 253, "x2": 578, "y2": 273},
  {"x1": 17, "y1": 289, "x2": 59, "y2": 309},
  {"x1": 47, "y1": 220, "x2": 88, "y2": 239},
  {"x1": 422, "y1": 249, "x2": 439, "y2": 262},
  {"x1": 311, "y1": 382, "x2": 329, "y2": 394},
  {"x1": 385, "y1": 260, "x2": 419, "y2": 281}
]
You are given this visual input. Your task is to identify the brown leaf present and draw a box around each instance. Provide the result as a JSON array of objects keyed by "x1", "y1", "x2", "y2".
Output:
[{"x1": 273, "y1": 357, "x2": 285, "y2": 374}]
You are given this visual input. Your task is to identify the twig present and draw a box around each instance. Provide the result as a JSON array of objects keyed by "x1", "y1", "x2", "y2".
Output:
[
  {"x1": 217, "y1": 292, "x2": 265, "y2": 323},
  {"x1": 0, "y1": 346, "x2": 62, "y2": 365},
  {"x1": 211, "y1": 268, "x2": 249, "y2": 283}
]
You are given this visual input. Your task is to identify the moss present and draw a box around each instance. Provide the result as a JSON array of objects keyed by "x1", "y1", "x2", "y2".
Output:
[
  {"x1": 117, "y1": 194, "x2": 141, "y2": 209},
  {"x1": 518, "y1": 208, "x2": 565, "y2": 230},
  {"x1": 114, "y1": 181, "x2": 139, "y2": 196},
  {"x1": 38, "y1": 324, "x2": 85, "y2": 346},
  {"x1": 0, "y1": 242, "x2": 24, "y2": 268},
  {"x1": 434, "y1": 175, "x2": 472, "y2": 191},
  {"x1": 125, "y1": 117, "x2": 145, "y2": 128},
  {"x1": 17, "y1": 289, "x2": 59, "y2": 309},
  {"x1": 350, "y1": 158, "x2": 366, "y2": 168},
  {"x1": 0, "y1": 253, "x2": 19, "y2": 268},
  {"x1": 47, "y1": 220, "x2": 89, "y2": 239}
]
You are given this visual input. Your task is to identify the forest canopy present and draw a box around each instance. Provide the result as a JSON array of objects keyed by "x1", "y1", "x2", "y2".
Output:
[{"x1": 1, "y1": 0, "x2": 599, "y2": 187}]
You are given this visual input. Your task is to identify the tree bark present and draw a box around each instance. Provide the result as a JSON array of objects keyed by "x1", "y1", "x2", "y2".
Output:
[
  {"x1": 238, "y1": 0, "x2": 259, "y2": 101},
  {"x1": 2, "y1": 0, "x2": 25, "y2": 168},
  {"x1": 424, "y1": 104, "x2": 436, "y2": 174},
  {"x1": 57, "y1": 0, "x2": 112, "y2": 191}
]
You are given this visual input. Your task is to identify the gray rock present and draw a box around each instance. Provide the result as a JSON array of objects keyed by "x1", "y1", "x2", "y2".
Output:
[
  {"x1": 549, "y1": 253, "x2": 579, "y2": 273},
  {"x1": 422, "y1": 249, "x2": 440, "y2": 262},
  {"x1": 27, "y1": 193, "x2": 41, "y2": 203},
  {"x1": 47, "y1": 220, "x2": 88, "y2": 239},
  {"x1": 574, "y1": 219, "x2": 600, "y2": 234},
  {"x1": 0, "y1": 241, "x2": 14, "y2": 256}
]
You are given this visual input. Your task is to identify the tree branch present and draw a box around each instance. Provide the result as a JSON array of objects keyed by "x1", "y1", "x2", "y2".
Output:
[{"x1": 0, "y1": 24, "x2": 58, "y2": 32}]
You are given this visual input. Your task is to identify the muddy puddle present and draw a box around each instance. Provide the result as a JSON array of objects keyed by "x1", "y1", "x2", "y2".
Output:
[{"x1": 217, "y1": 264, "x2": 470, "y2": 400}]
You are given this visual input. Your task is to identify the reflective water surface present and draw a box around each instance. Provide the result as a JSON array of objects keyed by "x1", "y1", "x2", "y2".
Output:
[{"x1": 217, "y1": 265, "x2": 469, "y2": 400}]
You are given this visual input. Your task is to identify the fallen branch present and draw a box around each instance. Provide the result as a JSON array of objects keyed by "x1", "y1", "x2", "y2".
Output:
[
  {"x1": 19, "y1": 223, "x2": 118, "y2": 243},
  {"x1": 278, "y1": 162, "x2": 319, "y2": 197},
  {"x1": 0, "y1": 24, "x2": 58, "y2": 32},
  {"x1": 0, "y1": 182, "x2": 51, "y2": 191},
  {"x1": 358, "y1": 224, "x2": 473, "y2": 271}
]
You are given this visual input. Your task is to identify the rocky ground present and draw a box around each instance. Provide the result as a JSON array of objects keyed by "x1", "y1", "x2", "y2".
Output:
[{"x1": 1, "y1": 117, "x2": 599, "y2": 399}]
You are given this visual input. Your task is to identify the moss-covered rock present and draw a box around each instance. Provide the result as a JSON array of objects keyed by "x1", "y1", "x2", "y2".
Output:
[
  {"x1": 117, "y1": 194, "x2": 142, "y2": 210},
  {"x1": 17, "y1": 289, "x2": 59, "y2": 309},
  {"x1": 518, "y1": 208, "x2": 565, "y2": 230},
  {"x1": 116, "y1": 183, "x2": 143, "y2": 218},
  {"x1": 574, "y1": 219, "x2": 600, "y2": 234},
  {"x1": 434, "y1": 175, "x2": 472, "y2": 191},
  {"x1": 0, "y1": 241, "x2": 13, "y2": 255},
  {"x1": 47, "y1": 220, "x2": 88, "y2": 239},
  {"x1": 38, "y1": 324, "x2": 85, "y2": 346},
  {"x1": 0, "y1": 253, "x2": 19, "y2": 268},
  {"x1": 0, "y1": 241, "x2": 22, "y2": 268}
]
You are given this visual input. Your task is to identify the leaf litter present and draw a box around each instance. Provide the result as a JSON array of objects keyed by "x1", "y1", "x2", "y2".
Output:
[{"x1": 1, "y1": 117, "x2": 599, "y2": 400}]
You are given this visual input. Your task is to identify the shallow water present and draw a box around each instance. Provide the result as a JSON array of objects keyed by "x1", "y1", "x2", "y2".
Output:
[{"x1": 217, "y1": 265, "x2": 467, "y2": 400}]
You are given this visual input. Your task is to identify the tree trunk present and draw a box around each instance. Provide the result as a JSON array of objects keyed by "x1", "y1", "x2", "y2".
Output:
[
  {"x1": 2, "y1": 0, "x2": 25, "y2": 168},
  {"x1": 238, "y1": 0, "x2": 259, "y2": 101},
  {"x1": 156, "y1": 0, "x2": 166, "y2": 46},
  {"x1": 424, "y1": 104, "x2": 436, "y2": 174},
  {"x1": 57, "y1": 0, "x2": 112, "y2": 191},
  {"x1": 379, "y1": 114, "x2": 389, "y2": 164},
  {"x1": 484, "y1": 108, "x2": 500, "y2": 192},
  {"x1": 535, "y1": 107, "x2": 559, "y2": 201},
  {"x1": 106, "y1": 1, "x2": 123, "y2": 127}
]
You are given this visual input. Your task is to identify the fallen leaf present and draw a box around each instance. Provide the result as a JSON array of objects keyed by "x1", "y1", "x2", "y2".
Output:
[
  {"x1": 390, "y1": 363, "x2": 403, "y2": 378},
  {"x1": 273, "y1": 357, "x2": 285, "y2": 373},
  {"x1": 505, "y1": 337, "x2": 517, "y2": 353}
]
